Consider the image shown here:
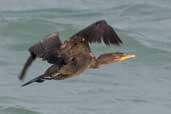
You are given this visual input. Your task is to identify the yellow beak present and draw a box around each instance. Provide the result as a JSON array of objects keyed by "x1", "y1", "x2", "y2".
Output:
[{"x1": 119, "y1": 53, "x2": 136, "y2": 62}]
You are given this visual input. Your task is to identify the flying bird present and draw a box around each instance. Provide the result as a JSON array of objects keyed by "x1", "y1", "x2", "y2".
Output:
[{"x1": 19, "y1": 20, "x2": 136, "y2": 86}]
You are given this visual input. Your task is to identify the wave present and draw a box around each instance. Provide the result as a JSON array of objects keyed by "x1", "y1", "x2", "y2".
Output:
[{"x1": 0, "y1": 107, "x2": 42, "y2": 114}]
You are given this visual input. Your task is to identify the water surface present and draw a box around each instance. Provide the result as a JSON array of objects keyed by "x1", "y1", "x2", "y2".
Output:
[{"x1": 0, "y1": 0, "x2": 171, "y2": 114}]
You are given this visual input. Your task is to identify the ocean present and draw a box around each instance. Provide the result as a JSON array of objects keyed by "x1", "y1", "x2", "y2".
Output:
[{"x1": 0, "y1": 0, "x2": 171, "y2": 114}]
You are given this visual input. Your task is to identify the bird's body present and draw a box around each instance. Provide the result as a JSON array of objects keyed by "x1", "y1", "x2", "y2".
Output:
[{"x1": 19, "y1": 20, "x2": 136, "y2": 86}]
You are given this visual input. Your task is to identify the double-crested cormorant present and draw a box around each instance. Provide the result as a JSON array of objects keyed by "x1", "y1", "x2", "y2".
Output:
[{"x1": 19, "y1": 20, "x2": 136, "y2": 87}]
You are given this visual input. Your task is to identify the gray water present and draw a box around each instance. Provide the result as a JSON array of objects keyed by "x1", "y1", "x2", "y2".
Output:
[{"x1": 0, "y1": 0, "x2": 171, "y2": 114}]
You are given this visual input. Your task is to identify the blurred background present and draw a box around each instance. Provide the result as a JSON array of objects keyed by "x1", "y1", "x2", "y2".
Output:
[{"x1": 0, "y1": 0, "x2": 171, "y2": 114}]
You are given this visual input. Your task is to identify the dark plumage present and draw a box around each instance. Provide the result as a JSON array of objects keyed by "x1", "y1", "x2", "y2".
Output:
[{"x1": 19, "y1": 20, "x2": 135, "y2": 86}]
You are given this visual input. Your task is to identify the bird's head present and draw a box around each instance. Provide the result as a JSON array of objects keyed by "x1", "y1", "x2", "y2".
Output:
[
  {"x1": 110, "y1": 52, "x2": 136, "y2": 62},
  {"x1": 96, "y1": 52, "x2": 136, "y2": 67}
]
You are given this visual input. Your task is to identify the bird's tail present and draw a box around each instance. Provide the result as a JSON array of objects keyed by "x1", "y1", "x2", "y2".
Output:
[{"x1": 21, "y1": 75, "x2": 45, "y2": 87}]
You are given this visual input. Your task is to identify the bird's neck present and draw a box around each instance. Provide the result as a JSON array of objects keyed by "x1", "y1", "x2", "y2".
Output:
[
  {"x1": 89, "y1": 53, "x2": 117, "y2": 68},
  {"x1": 89, "y1": 58, "x2": 106, "y2": 68}
]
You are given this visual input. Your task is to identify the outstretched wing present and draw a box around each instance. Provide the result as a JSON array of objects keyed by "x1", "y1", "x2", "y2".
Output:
[
  {"x1": 70, "y1": 20, "x2": 122, "y2": 46},
  {"x1": 29, "y1": 32, "x2": 62, "y2": 63},
  {"x1": 19, "y1": 32, "x2": 64, "y2": 80}
]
